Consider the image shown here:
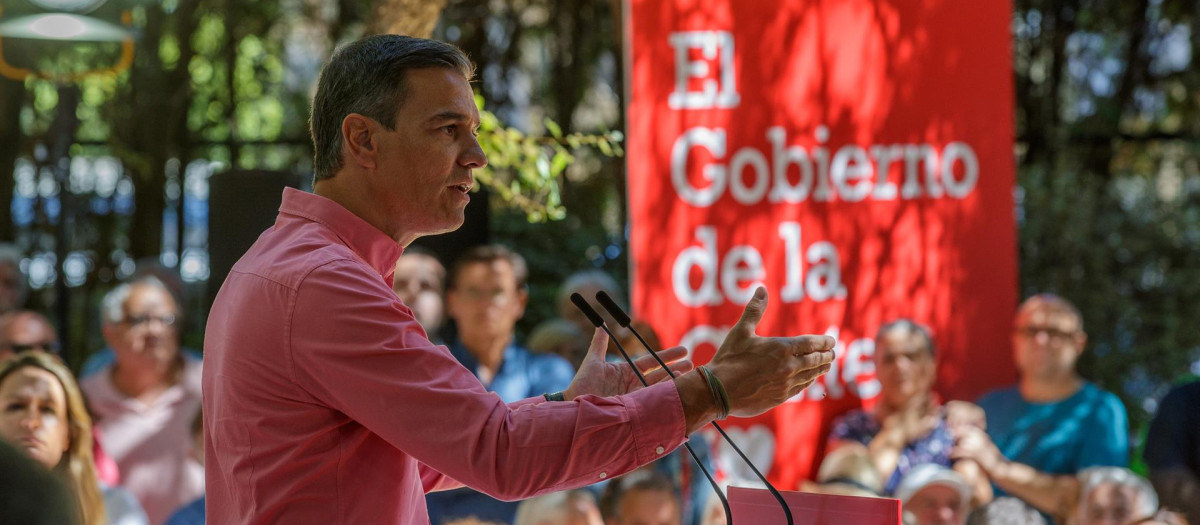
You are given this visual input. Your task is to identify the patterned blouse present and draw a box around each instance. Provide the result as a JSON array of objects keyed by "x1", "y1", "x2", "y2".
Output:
[{"x1": 828, "y1": 409, "x2": 956, "y2": 495}]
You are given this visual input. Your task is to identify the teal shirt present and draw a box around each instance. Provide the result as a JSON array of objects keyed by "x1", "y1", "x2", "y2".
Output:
[{"x1": 978, "y1": 382, "x2": 1128, "y2": 476}]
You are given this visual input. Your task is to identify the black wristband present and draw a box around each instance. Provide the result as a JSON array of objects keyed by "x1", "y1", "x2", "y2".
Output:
[{"x1": 543, "y1": 391, "x2": 565, "y2": 402}]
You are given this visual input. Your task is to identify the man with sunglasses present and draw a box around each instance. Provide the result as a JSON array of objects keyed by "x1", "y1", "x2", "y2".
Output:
[
  {"x1": 952, "y1": 294, "x2": 1128, "y2": 523},
  {"x1": 0, "y1": 310, "x2": 60, "y2": 360}
]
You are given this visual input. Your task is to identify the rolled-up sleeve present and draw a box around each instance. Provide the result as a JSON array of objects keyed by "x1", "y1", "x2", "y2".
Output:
[{"x1": 287, "y1": 259, "x2": 687, "y2": 500}]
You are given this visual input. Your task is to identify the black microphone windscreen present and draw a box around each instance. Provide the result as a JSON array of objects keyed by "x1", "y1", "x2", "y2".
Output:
[
  {"x1": 594, "y1": 291, "x2": 631, "y2": 328},
  {"x1": 569, "y1": 293, "x2": 606, "y2": 327}
]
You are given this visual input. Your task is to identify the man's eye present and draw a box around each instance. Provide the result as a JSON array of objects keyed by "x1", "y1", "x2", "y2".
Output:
[{"x1": 443, "y1": 125, "x2": 457, "y2": 135}]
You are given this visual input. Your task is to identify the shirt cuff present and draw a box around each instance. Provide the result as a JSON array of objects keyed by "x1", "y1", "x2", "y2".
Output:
[{"x1": 623, "y1": 380, "x2": 688, "y2": 465}]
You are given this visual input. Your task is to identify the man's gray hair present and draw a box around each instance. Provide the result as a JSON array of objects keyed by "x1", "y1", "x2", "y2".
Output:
[
  {"x1": 875, "y1": 318, "x2": 937, "y2": 357},
  {"x1": 1077, "y1": 466, "x2": 1158, "y2": 520},
  {"x1": 966, "y1": 497, "x2": 1047, "y2": 525},
  {"x1": 309, "y1": 35, "x2": 475, "y2": 182},
  {"x1": 101, "y1": 276, "x2": 173, "y2": 325}
]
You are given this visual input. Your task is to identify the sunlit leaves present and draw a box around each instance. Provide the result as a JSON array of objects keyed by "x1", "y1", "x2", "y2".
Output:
[{"x1": 472, "y1": 95, "x2": 622, "y2": 222}]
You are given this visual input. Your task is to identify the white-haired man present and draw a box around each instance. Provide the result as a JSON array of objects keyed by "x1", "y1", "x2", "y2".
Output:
[{"x1": 82, "y1": 277, "x2": 202, "y2": 525}]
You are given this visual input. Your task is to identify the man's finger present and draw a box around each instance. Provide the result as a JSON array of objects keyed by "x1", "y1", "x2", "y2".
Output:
[
  {"x1": 634, "y1": 346, "x2": 688, "y2": 374},
  {"x1": 731, "y1": 287, "x2": 768, "y2": 337},
  {"x1": 582, "y1": 328, "x2": 609, "y2": 363},
  {"x1": 642, "y1": 360, "x2": 694, "y2": 385},
  {"x1": 792, "y1": 350, "x2": 835, "y2": 372}
]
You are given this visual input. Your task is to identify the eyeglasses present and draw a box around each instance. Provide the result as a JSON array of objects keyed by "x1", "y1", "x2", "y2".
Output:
[
  {"x1": 6, "y1": 342, "x2": 61, "y2": 355},
  {"x1": 1014, "y1": 326, "x2": 1078, "y2": 343},
  {"x1": 124, "y1": 314, "x2": 177, "y2": 329}
]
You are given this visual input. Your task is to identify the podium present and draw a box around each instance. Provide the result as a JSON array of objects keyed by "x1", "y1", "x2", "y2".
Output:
[{"x1": 728, "y1": 486, "x2": 901, "y2": 524}]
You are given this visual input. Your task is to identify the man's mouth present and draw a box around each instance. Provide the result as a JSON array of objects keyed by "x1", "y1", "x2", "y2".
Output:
[{"x1": 450, "y1": 183, "x2": 472, "y2": 194}]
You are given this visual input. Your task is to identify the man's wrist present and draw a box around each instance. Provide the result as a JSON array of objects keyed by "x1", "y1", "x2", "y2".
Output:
[
  {"x1": 675, "y1": 371, "x2": 721, "y2": 434},
  {"x1": 543, "y1": 391, "x2": 566, "y2": 402}
]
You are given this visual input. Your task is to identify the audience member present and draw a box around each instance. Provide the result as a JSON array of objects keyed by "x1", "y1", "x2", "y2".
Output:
[
  {"x1": 0, "y1": 309, "x2": 121, "y2": 484},
  {"x1": 618, "y1": 319, "x2": 662, "y2": 359},
  {"x1": 0, "y1": 310, "x2": 60, "y2": 359},
  {"x1": 953, "y1": 294, "x2": 1128, "y2": 522},
  {"x1": 965, "y1": 497, "x2": 1047, "y2": 525},
  {"x1": 164, "y1": 410, "x2": 206, "y2": 525},
  {"x1": 601, "y1": 470, "x2": 683, "y2": 525},
  {"x1": 1071, "y1": 467, "x2": 1157, "y2": 525},
  {"x1": 829, "y1": 319, "x2": 989, "y2": 501},
  {"x1": 80, "y1": 267, "x2": 202, "y2": 379},
  {"x1": 0, "y1": 351, "x2": 149, "y2": 525},
  {"x1": 557, "y1": 270, "x2": 624, "y2": 336},
  {"x1": 1130, "y1": 510, "x2": 1190, "y2": 525},
  {"x1": 81, "y1": 277, "x2": 203, "y2": 525},
  {"x1": 1075, "y1": 467, "x2": 1156, "y2": 525},
  {"x1": 443, "y1": 519, "x2": 507, "y2": 525},
  {"x1": 801, "y1": 442, "x2": 884, "y2": 497},
  {"x1": 895, "y1": 464, "x2": 970, "y2": 525},
  {"x1": 557, "y1": 270, "x2": 632, "y2": 354},
  {"x1": 643, "y1": 431, "x2": 715, "y2": 525},
  {"x1": 0, "y1": 437, "x2": 77, "y2": 524},
  {"x1": 528, "y1": 318, "x2": 587, "y2": 368},
  {"x1": 392, "y1": 247, "x2": 449, "y2": 343},
  {"x1": 0, "y1": 243, "x2": 27, "y2": 314},
  {"x1": 1144, "y1": 380, "x2": 1200, "y2": 524},
  {"x1": 514, "y1": 489, "x2": 604, "y2": 525},
  {"x1": 425, "y1": 244, "x2": 577, "y2": 524}
]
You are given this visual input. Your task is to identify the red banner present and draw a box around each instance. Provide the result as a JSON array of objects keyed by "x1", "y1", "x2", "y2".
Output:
[{"x1": 625, "y1": 0, "x2": 1018, "y2": 489}]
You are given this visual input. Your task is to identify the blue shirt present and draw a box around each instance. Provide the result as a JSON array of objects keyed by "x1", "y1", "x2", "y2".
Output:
[
  {"x1": 163, "y1": 496, "x2": 204, "y2": 525},
  {"x1": 425, "y1": 340, "x2": 575, "y2": 525},
  {"x1": 978, "y1": 382, "x2": 1128, "y2": 477}
]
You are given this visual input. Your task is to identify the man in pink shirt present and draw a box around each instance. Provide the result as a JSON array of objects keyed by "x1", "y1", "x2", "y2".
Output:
[
  {"x1": 203, "y1": 34, "x2": 836, "y2": 524},
  {"x1": 84, "y1": 277, "x2": 202, "y2": 525}
]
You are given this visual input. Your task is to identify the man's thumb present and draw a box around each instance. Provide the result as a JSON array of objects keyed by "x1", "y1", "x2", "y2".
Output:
[{"x1": 733, "y1": 287, "x2": 768, "y2": 336}]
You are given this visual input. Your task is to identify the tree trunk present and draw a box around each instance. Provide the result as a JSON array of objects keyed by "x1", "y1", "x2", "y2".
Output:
[{"x1": 0, "y1": 76, "x2": 24, "y2": 241}]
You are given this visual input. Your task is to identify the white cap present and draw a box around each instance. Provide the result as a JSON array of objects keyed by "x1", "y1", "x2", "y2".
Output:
[{"x1": 893, "y1": 464, "x2": 970, "y2": 504}]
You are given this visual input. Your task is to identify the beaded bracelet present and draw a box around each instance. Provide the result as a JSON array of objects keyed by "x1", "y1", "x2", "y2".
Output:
[{"x1": 696, "y1": 365, "x2": 731, "y2": 420}]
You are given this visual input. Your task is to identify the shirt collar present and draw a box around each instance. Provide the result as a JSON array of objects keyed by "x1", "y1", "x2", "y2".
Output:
[{"x1": 277, "y1": 187, "x2": 403, "y2": 278}]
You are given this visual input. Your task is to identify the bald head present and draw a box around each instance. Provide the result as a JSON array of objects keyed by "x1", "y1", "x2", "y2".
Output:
[{"x1": 1016, "y1": 294, "x2": 1083, "y2": 334}]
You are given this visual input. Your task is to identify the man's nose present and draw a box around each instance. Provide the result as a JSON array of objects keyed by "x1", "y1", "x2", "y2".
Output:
[{"x1": 460, "y1": 138, "x2": 488, "y2": 169}]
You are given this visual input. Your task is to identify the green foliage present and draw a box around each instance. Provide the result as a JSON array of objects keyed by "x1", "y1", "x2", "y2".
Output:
[
  {"x1": 473, "y1": 95, "x2": 623, "y2": 222},
  {"x1": 1012, "y1": 0, "x2": 1200, "y2": 443}
]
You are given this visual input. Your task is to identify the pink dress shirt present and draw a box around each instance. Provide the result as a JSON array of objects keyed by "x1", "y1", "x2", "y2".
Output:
[
  {"x1": 203, "y1": 188, "x2": 687, "y2": 524},
  {"x1": 82, "y1": 358, "x2": 204, "y2": 525}
]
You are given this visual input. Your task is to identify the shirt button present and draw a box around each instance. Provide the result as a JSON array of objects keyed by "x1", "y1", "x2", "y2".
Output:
[
  {"x1": 599, "y1": 472, "x2": 607, "y2": 479},
  {"x1": 655, "y1": 446, "x2": 665, "y2": 455}
]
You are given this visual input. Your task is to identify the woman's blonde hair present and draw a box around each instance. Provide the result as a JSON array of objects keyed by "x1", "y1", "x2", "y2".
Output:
[{"x1": 0, "y1": 351, "x2": 107, "y2": 525}]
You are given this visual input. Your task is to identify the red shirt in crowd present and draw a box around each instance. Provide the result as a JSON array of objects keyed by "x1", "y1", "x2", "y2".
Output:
[{"x1": 202, "y1": 188, "x2": 687, "y2": 524}]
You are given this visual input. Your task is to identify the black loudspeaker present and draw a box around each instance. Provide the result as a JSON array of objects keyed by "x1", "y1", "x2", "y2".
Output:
[{"x1": 206, "y1": 170, "x2": 307, "y2": 307}]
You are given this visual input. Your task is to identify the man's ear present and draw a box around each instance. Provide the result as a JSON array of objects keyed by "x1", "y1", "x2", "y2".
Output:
[{"x1": 341, "y1": 114, "x2": 379, "y2": 170}]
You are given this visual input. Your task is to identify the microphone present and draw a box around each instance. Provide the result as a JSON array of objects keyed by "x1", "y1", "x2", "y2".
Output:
[
  {"x1": 594, "y1": 291, "x2": 796, "y2": 525},
  {"x1": 569, "y1": 293, "x2": 732, "y2": 525}
]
